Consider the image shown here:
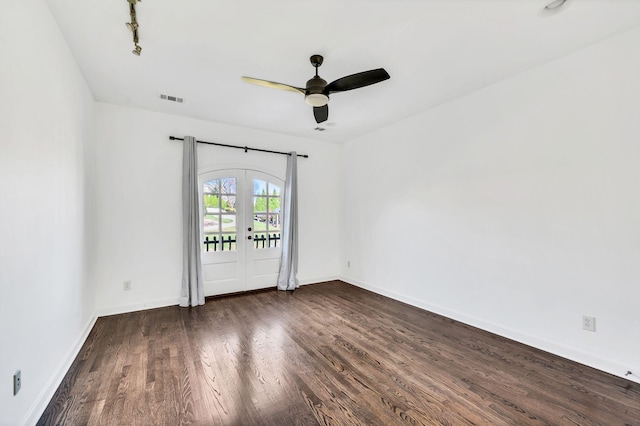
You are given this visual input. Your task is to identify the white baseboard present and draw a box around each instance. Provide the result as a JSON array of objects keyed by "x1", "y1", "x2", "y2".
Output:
[
  {"x1": 96, "y1": 297, "x2": 181, "y2": 318},
  {"x1": 22, "y1": 314, "x2": 98, "y2": 426},
  {"x1": 299, "y1": 275, "x2": 340, "y2": 286},
  {"x1": 340, "y1": 275, "x2": 640, "y2": 385}
]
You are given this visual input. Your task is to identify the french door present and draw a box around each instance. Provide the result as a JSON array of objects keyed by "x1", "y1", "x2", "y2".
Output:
[{"x1": 199, "y1": 169, "x2": 284, "y2": 296}]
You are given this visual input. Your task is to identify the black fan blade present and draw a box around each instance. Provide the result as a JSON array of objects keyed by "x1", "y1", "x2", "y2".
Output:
[
  {"x1": 241, "y1": 76, "x2": 305, "y2": 94},
  {"x1": 325, "y1": 68, "x2": 390, "y2": 93},
  {"x1": 313, "y1": 105, "x2": 328, "y2": 123}
]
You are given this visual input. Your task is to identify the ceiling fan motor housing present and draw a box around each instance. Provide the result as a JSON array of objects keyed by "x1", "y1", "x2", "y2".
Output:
[
  {"x1": 306, "y1": 76, "x2": 328, "y2": 95},
  {"x1": 305, "y1": 75, "x2": 329, "y2": 106}
]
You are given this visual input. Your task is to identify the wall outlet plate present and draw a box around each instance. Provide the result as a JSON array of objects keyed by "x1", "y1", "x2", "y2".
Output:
[
  {"x1": 583, "y1": 315, "x2": 596, "y2": 332},
  {"x1": 14, "y1": 370, "x2": 21, "y2": 395},
  {"x1": 123, "y1": 280, "x2": 132, "y2": 291}
]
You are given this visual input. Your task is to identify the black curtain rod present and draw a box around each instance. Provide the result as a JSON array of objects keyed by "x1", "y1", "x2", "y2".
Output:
[{"x1": 169, "y1": 136, "x2": 309, "y2": 158}]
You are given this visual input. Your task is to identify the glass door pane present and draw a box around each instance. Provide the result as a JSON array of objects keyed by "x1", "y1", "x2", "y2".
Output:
[
  {"x1": 252, "y1": 179, "x2": 281, "y2": 249},
  {"x1": 202, "y1": 177, "x2": 237, "y2": 252}
]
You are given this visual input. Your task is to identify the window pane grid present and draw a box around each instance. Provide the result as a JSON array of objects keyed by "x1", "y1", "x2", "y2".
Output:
[
  {"x1": 202, "y1": 177, "x2": 282, "y2": 252},
  {"x1": 252, "y1": 180, "x2": 281, "y2": 250},
  {"x1": 203, "y1": 177, "x2": 237, "y2": 252}
]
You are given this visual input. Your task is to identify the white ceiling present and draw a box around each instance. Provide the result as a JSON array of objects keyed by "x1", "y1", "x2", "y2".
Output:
[{"x1": 45, "y1": 0, "x2": 640, "y2": 143}]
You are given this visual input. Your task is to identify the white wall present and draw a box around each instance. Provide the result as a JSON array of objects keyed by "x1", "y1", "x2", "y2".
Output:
[
  {"x1": 92, "y1": 103, "x2": 342, "y2": 315},
  {"x1": 0, "y1": 1, "x2": 96, "y2": 424},
  {"x1": 2, "y1": 4, "x2": 637, "y2": 425},
  {"x1": 342, "y1": 27, "x2": 640, "y2": 382}
]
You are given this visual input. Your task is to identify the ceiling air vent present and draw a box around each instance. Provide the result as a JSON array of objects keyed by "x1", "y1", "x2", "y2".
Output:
[{"x1": 160, "y1": 94, "x2": 184, "y2": 103}]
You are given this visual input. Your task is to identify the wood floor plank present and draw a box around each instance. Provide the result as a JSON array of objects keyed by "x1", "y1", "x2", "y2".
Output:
[{"x1": 38, "y1": 281, "x2": 640, "y2": 425}]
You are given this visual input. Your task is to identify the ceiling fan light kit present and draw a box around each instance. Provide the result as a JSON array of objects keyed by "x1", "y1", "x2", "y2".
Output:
[
  {"x1": 242, "y1": 54, "x2": 390, "y2": 124},
  {"x1": 305, "y1": 94, "x2": 329, "y2": 107}
]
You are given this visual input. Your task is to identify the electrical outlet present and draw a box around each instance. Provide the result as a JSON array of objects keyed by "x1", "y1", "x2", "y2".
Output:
[
  {"x1": 583, "y1": 315, "x2": 596, "y2": 332},
  {"x1": 347, "y1": 260, "x2": 351, "y2": 268},
  {"x1": 123, "y1": 280, "x2": 132, "y2": 291},
  {"x1": 14, "y1": 370, "x2": 21, "y2": 395}
]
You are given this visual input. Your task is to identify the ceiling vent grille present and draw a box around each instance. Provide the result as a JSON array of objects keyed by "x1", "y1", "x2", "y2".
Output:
[{"x1": 160, "y1": 94, "x2": 184, "y2": 103}]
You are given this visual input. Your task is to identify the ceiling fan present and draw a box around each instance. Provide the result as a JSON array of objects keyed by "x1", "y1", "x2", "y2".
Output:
[{"x1": 241, "y1": 55, "x2": 390, "y2": 124}]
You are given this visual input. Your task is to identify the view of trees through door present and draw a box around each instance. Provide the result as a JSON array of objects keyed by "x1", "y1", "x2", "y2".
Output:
[
  {"x1": 251, "y1": 178, "x2": 282, "y2": 250},
  {"x1": 202, "y1": 177, "x2": 282, "y2": 252},
  {"x1": 199, "y1": 169, "x2": 284, "y2": 296}
]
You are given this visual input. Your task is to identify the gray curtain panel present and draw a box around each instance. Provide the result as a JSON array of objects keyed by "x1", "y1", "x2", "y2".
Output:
[
  {"x1": 180, "y1": 136, "x2": 205, "y2": 307},
  {"x1": 277, "y1": 152, "x2": 299, "y2": 291}
]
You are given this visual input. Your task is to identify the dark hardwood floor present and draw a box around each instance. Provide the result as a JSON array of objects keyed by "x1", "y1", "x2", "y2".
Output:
[{"x1": 39, "y1": 281, "x2": 640, "y2": 425}]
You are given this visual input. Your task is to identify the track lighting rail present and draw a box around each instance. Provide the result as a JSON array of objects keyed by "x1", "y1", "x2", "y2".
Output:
[{"x1": 126, "y1": 0, "x2": 142, "y2": 55}]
